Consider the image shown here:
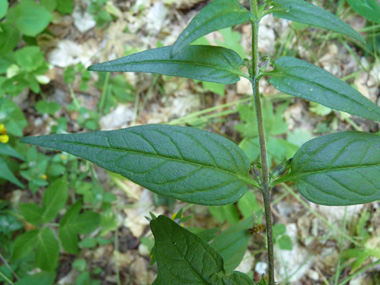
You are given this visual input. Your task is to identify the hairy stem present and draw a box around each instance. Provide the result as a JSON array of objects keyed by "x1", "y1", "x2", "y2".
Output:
[{"x1": 250, "y1": 0, "x2": 274, "y2": 283}]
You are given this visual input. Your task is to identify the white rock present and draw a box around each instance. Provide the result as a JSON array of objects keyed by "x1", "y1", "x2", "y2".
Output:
[
  {"x1": 146, "y1": 1, "x2": 168, "y2": 35},
  {"x1": 275, "y1": 223, "x2": 314, "y2": 283},
  {"x1": 99, "y1": 104, "x2": 134, "y2": 130},
  {"x1": 73, "y1": 5, "x2": 96, "y2": 33},
  {"x1": 48, "y1": 40, "x2": 96, "y2": 68},
  {"x1": 255, "y1": 261, "x2": 268, "y2": 275}
]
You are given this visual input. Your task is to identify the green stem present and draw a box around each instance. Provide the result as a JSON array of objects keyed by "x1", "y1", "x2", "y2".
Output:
[
  {"x1": 250, "y1": 0, "x2": 274, "y2": 283},
  {"x1": 0, "y1": 253, "x2": 18, "y2": 282},
  {"x1": 0, "y1": 271, "x2": 13, "y2": 285},
  {"x1": 68, "y1": 85, "x2": 81, "y2": 110},
  {"x1": 98, "y1": 72, "x2": 110, "y2": 115},
  {"x1": 334, "y1": 206, "x2": 347, "y2": 285}
]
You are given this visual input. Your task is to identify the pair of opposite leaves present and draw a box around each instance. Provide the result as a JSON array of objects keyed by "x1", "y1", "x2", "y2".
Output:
[{"x1": 22, "y1": 0, "x2": 380, "y2": 207}]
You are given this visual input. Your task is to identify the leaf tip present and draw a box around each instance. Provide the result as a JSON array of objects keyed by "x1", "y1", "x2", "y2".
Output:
[
  {"x1": 19, "y1": 136, "x2": 32, "y2": 144},
  {"x1": 87, "y1": 64, "x2": 98, "y2": 71}
]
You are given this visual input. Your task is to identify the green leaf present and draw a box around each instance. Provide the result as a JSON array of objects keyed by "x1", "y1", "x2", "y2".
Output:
[
  {"x1": 72, "y1": 259, "x2": 87, "y2": 272},
  {"x1": 271, "y1": 0, "x2": 364, "y2": 43},
  {"x1": 211, "y1": 218, "x2": 253, "y2": 272},
  {"x1": 171, "y1": 0, "x2": 252, "y2": 55},
  {"x1": 19, "y1": 204, "x2": 44, "y2": 226},
  {"x1": 42, "y1": 177, "x2": 68, "y2": 223},
  {"x1": 11, "y1": 229, "x2": 39, "y2": 261},
  {"x1": 0, "y1": 157, "x2": 24, "y2": 188},
  {"x1": 41, "y1": 0, "x2": 57, "y2": 12},
  {"x1": 151, "y1": 215, "x2": 253, "y2": 284},
  {"x1": 35, "y1": 228, "x2": 60, "y2": 272},
  {"x1": 268, "y1": 57, "x2": 380, "y2": 122},
  {"x1": 0, "y1": 144, "x2": 24, "y2": 160},
  {"x1": 277, "y1": 235, "x2": 293, "y2": 250},
  {"x1": 0, "y1": 23, "x2": 20, "y2": 54},
  {"x1": 88, "y1": 46, "x2": 246, "y2": 84},
  {"x1": 59, "y1": 201, "x2": 100, "y2": 254},
  {"x1": 7, "y1": 0, "x2": 53, "y2": 37},
  {"x1": 15, "y1": 272, "x2": 56, "y2": 285},
  {"x1": 21, "y1": 125, "x2": 254, "y2": 205},
  {"x1": 59, "y1": 201, "x2": 82, "y2": 254},
  {"x1": 56, "y1": 0, "x2": 74, "y2": 14},
  {"x1": 69, "y1": 211, "x2": 101, "y2": 234},
  {"x1": 15, "y1": 46, "x2": 46, "y2": 72},
  {"x1": 210, "y1": 204, "x2": 240, "y2": 225},
  {"x1": 0, "y1": 99, "x2": 28, "y2": 137},
  {"x1": 283, "y1": 132, "x2": 380, "y2": 205},
  {"x1": 36, "y1": 101, "x2": 61, "y2": 115},
  {"x1": 347, "y1": 0, "x2": 380, "y2": 24},
  {"x1": 203, "y1": 81, "x2": 225, "y2": 96},
  {"x1": 0, "y1": 0, "x2": 9, "y2": 19},
  {"x1": 237, "y1": 191, "x2": 260, "y2": 219}
]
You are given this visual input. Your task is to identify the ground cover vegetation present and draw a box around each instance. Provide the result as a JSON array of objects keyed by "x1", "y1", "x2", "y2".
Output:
[{"x1": 1, "y1": 0, "x2": 380, "y2": 284}]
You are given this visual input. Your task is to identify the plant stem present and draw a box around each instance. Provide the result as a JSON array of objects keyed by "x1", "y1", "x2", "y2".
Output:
[
  {"x1": 250, "y1": 0, "x2": 274, "y2": 283},
  {"x1": 98, "y1": 72, "x2": 110, "y2": 115}
]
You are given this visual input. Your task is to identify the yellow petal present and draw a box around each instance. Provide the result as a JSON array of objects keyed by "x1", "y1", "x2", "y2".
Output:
[
  {"x1": 0, "y1": 124, "x2": 6, "y2": 135},
  {"x1": 0, "y1": 134, "x2": 9, "y2": 144}
]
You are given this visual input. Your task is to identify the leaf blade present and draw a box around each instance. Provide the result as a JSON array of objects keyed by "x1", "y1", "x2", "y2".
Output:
[
  {"x1": 171, "y1": 0, "x2": 252, "y2": 55},
  {"x1": 19, "y1": 204, "x2": 44, "y2": 226},
  {"x1": 35, "y1": 228, "x2": 60, "y2": 272},
  {"x1": 268, "y1": 57, "x2": 380, "y2": 122},
  {"x1": 11, "y1": 229, "x2": 39, "y2": 261},
  {"x1": 151, "y1": 215, "x2": 253, "y2": 284},
  {"x1": 21, "y1": 125, "x2": 253, "y2": 206},
  {"x1": 88, "y1": 45, "x2": 245, "y2": 84},
  {"x1": 42, "y1": 177, "x2": 68, "y2": 223},
  {"x1": 272, "y1": 0, "x2": 364, "y2": 43},
  {"x1": 0, "y1": 157, "x2": 24, "y2": 188},
  {"x1": 287, "y1": 132, "x2": 380, "y2": 206},
  {"x1": 211, "y1": 218, "x2": 253, "y2": 272},
  {"x1": 347, "y1": 0, "x2": 380, "y2": 24}
]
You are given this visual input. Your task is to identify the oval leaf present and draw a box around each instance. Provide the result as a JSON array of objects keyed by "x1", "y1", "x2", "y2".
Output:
[
  {"x1": 286, "y1": 132, "x2": 380, "y2": 206},
  {"x1": 21, "y1": 125, "x2": 254, "y2": 206},
  {"x1": 35, "y1": 228, "x2": 60, "y2": 272},
  {"x1": 171, "y1": 0, "x2": 252, "y2": 56},
  {"x1": 151, "y1": 215, "x2": 253, "y2": 284},
  {"x1": 272, "y1": 0, "x2": 364, "y2": 43},
  {"x1": 0, "y1": 157, "x2": 24, "y2": 188},
  {"x1": 42, "y1": 177, "x2": 68, "y2": 223},
  {"x1": 347, "y1": 0, "x2": 380, "y2": 24},
  {"x1": 88, "y1": 45, "x2": 246, "y2": 84},
  {"x1": 268, "y1": 57, "x2": 380, "y2": 122},
  {"x1": 211, "y1": 218, "x2": 253, "y2": 272}
]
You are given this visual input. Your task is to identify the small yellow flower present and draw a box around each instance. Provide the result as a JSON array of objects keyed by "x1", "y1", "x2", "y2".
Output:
[
  {"x1": 0, "y1": 134, "x2": 9, "y2": 144},
  {"x1": 60, "y1": 155, "x2": 67, "y2": 160},
  {"x1": 0, "y1": 124, "x2": 6, "y2": 134},
  {"x1": 41, "y1": 174, "x2": 47, "y2": 180},
  {"x1": 0, "y1": 124, "x2": 8, "y2": 144}
]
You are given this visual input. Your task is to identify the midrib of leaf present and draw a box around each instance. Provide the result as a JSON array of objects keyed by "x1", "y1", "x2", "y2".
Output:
[
  {"x1": 99, "y1": 59, "x2": 247, "y2": 79},
  {"x1": 292, "y1": 8, "x2": 353, "y2": 36},
  {"x1": 37, "y1": 231, "x2": 50, "y2": 260},
  {"x1": 42, "y1": 193, "x2": 60, "y2": 221},
  {"x1": 288, "y1": 163, "x2": 380, "y2": 180},
  {"x1": 271, "y1": 70, "x2": 380, "y2": 113},
  {"x1": 43, "y1": 139, "x2": 255, "y2": 186},
  {"x1": 158, "y1": 226, "x2": 216, "y2": 284},
  {"x1": 272, "y1": 0, "x2": 362, "y2": 41}
]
